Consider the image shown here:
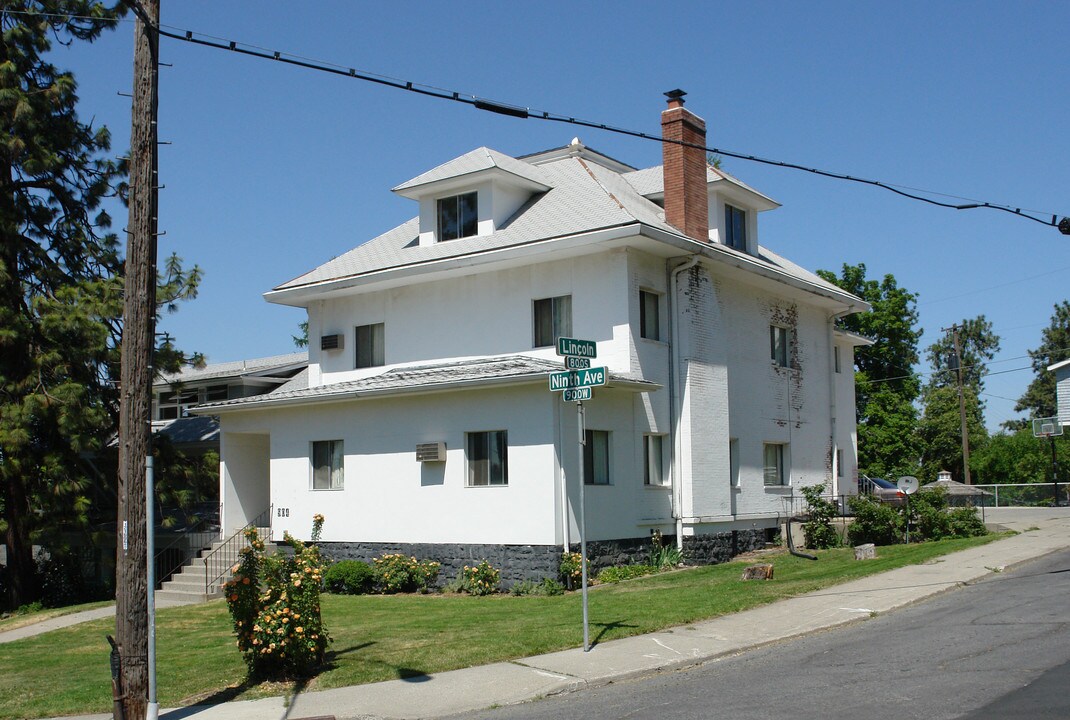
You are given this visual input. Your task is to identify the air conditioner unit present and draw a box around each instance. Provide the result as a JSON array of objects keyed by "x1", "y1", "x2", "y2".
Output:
[
  {"x1": 416, "y1": 442, "x2": 446, "y2": 462},
  {"x1": 320, "y1": 334, "x2": 344, "y2": 351}
]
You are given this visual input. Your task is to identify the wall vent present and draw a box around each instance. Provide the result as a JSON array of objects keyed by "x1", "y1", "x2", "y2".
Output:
[
  {"x1": 320, "y1": 334, "x2": 344, "y2": 351},
  {"x1": 416, "y1": 442, "x2": 446, "y2": 462}
]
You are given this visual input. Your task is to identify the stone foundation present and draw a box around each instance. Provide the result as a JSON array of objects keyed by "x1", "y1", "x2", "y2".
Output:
[{"x1": 320, "y1": 528, "x2": 766, "y2": 588}]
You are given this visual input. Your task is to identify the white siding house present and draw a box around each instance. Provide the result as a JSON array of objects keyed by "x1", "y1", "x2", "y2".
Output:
[
  {"x1": 1050, "y1": 359, "x2": 1070, "y2": 427},
  {"x1": 194, "y1": 93, "x2": 869, "y2": 581}
]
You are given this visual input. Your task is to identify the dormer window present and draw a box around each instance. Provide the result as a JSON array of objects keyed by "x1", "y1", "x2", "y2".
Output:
[
  {"x1": 437, "y1": 192, "x2": 478, "y2": 241},
  {"x1": 725, "y1": 204, "x2": 747, "y2": 250}
]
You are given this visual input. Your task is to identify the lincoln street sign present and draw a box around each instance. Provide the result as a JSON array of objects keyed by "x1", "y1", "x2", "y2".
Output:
[
  {"x1": 556, "y1": 337, "x2": 597, "y2": 359},
  {"x1": 548, "y1": 367, "x2": 607, "y2": 391}
]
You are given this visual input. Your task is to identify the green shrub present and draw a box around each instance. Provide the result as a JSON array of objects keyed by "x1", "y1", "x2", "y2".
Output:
[
  {"x1": 847, "y1": 494, "x2": 903, "y2": 546},
  {"x1": 559, "y1": 551, "x2": 590, "y2": 588},
  {"x1": 224, "y1": 514, "x2": 330, "y2": 679},
  {"x1": 801, "y1": 484, "x2": 842, "y2": 549},
  {"x1": 948, "y1": 506, "x2": 988, "y2": 538},
  {"x1": 373, "y1": 554, "x2": 440, "y2": 594},
  {"x1": 323, "y1": 560, "x2": 375, "y2": 595},
  {"x1": 597, "y1": 564, "x2": 655, "y2": 584},
  {"x1": 456, "y1": 560, "x2": 500, "y2": 596},
  {"x1": 648, "y1": 530, "x2": 683, "y2": 569}
]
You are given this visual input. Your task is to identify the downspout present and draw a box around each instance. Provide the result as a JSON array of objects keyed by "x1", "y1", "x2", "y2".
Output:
[
  {"x1": 827, "y1": 306, "x2": 857, "y2": 496},
  {"x1": 667, "y1": 255, "x2": 701, "y2": 550}
]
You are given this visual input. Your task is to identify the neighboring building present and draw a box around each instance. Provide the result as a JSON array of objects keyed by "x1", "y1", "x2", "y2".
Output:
[
  {"x1": 152, "y1": 352, "x2": 308, "y2": 452},
  {"x1": 1049, "y1": 358, "x2": 1070, "y2": 427},
  {"x1": 193, "y1": 92, "x2": 869, "y2": 583}
]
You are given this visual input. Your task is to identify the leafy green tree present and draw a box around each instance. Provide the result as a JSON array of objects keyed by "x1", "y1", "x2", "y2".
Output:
[
  {"x1": 917, "y1": 316, "x2": 999, "y2": 484},
  {"x1": 817, "y1": 263, "x2": 923, "y2": 478},
  {"x1": 971, "y1": 428, "x2": 1069, "y2": 485},
  {"x1": 0, "y1": 2, "x2": 200, "y2": 606},
  {"x1": 1014, "y1": 301, "x2": 1070, "y2": 423},
  {"x1": 924, "y1": 315, "x2": 1000, "y2": 397},
  {"x1": 917, "y1": 384, "x2": 987, "y2": 482}
]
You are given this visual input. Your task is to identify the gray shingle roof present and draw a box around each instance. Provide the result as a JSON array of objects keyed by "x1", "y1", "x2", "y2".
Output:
[
  {"x1": 392, "y1": 146, "x2": 551, "y2": 195},
  {"x1": 274, "y1": 153, "x2": 679, "y2": 291},
  {"x1": 156, "y1": 351, "x2": 308, "y2": 386},
  {"x1": 192, "y1": 355, "x2": 658, "y2": 413}
]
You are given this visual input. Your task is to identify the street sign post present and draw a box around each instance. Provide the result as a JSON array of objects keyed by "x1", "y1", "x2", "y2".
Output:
[{"x1": 548, "y1": 337, "x2": 598, "y2": 652}]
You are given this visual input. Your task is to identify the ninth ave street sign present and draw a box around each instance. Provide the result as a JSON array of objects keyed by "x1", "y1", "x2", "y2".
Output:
[{"x1": 548, "y1": 366, "x2": 607, "y2": 391}]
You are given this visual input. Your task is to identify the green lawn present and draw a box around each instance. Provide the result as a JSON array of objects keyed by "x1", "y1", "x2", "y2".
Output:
[{"x1": 0, "y1": 534, "x2": 1003, "y2": 719}]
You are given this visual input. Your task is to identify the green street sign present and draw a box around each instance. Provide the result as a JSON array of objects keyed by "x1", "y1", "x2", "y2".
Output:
[
  {"x1": 563, "y1": 387, "x2": 593, "y2": 402},
  {"x1": 556, "y1": 337, "x2": 597, "y2": 359},
  {"x1": 565, "y1": 357, "x2": 591, "y2": 370},
  {"x1": 548, "y1": 367, "x2": 607, "y2": 391}
]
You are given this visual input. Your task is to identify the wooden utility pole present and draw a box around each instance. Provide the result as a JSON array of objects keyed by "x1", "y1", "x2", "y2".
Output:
[
  {"x1": 116, "y1": 1, "x2": 159, "y2": 718},
  {"x1": 945, "y1": 325, "x2": 972, "y2": 485}
]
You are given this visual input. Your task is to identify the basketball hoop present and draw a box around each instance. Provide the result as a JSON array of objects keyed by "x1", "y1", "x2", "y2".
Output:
[{"x1": 1033, "y1": 417, "x2": 1064, "y2": 438}]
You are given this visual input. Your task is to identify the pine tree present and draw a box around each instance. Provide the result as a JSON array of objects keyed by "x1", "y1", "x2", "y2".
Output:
[
  {"x1": 1014, "y1": 301, "x2": 1070, "y2": 423},
  {"x1": 0, "y1": 2, "x2": 199, "y2": 607}
]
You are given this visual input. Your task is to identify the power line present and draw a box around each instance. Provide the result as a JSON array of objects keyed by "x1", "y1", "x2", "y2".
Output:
[
  {"x1": 148, "y1": 26, "x2": 1066, "y2": 233},
  {"x1": 17, "y1": 7, "x2": 1061, "y2": 234}
]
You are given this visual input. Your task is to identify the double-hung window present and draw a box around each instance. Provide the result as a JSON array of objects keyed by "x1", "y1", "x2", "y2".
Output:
[
  {"x1": 437, "y1": 191, "x2": 478, "y2": 241},
  {"x1": 355, "y1": 323, "x2": 385, "y2": 369},
  {"x1": 763, "y1": 443, "x2": 787, "y2": 486},
  {"x1": 533, "y1": 295, "x2": 572, "y2": 348},
  {"x1": 467, "y1": 430, "x2": 508, "y2": 486},
  {"x1": 770, "y1": 325, "x2": 789, "y2": 367},
  {"x1": 583, "y1": 430, "x2": 610, "y2": 485},
  {"x1": 312, "y1": 440, "x2": 344, "y2": 490},
  {"x1": 639, "y1": 290, "x2": 661, "y2": 341},
  {"x1": 644, "y1": 434, "x2": 666, "y2": 486},
  {"x1": 724, "y1": 204, "x2": 747, "y2": 250}
]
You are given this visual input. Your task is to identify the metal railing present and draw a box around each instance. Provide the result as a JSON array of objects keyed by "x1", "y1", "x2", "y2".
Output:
[
  {"x1": 152, "y1": 504, "x2": 221, "y2": 590},
  {"x1": 202, "y1": 506, "x2": 272, "y2": 596}
]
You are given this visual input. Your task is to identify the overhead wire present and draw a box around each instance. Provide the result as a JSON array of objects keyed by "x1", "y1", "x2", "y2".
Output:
[{"x1": 15, "y1": 5, "x2": 1057, "y2": 233}]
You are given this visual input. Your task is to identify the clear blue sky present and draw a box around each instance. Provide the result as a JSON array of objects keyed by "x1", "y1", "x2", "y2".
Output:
[{"x1": 54, "y1": 0, "x2": 1068, "y2": 432}]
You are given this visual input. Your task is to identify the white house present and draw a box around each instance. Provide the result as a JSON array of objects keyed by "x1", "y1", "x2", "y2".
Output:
[
  {"x1": 193, "y1": 92, "x2": 869, "y2": 582},
  {"x1": 1049, "y1": 358, "x2": 1070, "y2": 427}
]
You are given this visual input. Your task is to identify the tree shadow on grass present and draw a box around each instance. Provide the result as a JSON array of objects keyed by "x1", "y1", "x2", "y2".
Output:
[
  {"x1": 165, "y1": 642, "x2": 377, "y2": 717},
  {"x1": 589, "y1": 618, "x2": 637, "y2": 649}
]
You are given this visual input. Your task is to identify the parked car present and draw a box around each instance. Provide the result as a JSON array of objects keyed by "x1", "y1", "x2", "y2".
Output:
[{"x1": 863, "y1": 476, "x2": 907, "y2": 506}]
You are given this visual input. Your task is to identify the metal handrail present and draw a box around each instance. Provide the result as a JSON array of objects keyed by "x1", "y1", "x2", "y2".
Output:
[
  {"x1": 202, "y1": 506, "x2": 272, "y2": 595},
  {"x1": 152, "y1": 502, "x2": 222, "y2": 590}
]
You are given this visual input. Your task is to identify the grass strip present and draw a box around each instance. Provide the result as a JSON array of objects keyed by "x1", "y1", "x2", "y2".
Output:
[{"x1": 0, "y1": 534, "x2": 1002, "y2": 719}]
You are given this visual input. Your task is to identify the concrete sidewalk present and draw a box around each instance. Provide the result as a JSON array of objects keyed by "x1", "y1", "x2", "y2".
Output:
[{"x1": 37, "y1": 507, "x2": 1070, "y2": 720}]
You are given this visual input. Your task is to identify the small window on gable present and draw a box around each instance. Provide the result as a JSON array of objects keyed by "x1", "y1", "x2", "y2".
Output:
[
  {"x1": 205, "y1": 385, "x2": 229, "y2": 402},
  {"x1": 640, "y1": 290, "x2": 661, "y2": 341},
  {"x1": 725, "y1": 204, "x2": 747, "y2": 250},
  {"x1": 533, "y1": 295, "x2": 572, "y2": 348},
  {"x1": 770, "y1": 325, "x2": 789, "y2": 367},
  {"x1": 437, "y1": 191, "x2": 478, "y2": 241},
  {"x1": 355, "y1": 323, "x2": 385, "y2": 369}
]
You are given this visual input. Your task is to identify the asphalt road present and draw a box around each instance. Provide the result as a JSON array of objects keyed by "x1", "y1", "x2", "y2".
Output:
[{"x1": 452, "y1": 547, "x2": 1070, "y2": 720}]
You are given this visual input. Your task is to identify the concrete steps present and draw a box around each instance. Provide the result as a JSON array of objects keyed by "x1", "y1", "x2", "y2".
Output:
[{"x1": 155, "y1": 528, "x2": 273, "y2": 606}]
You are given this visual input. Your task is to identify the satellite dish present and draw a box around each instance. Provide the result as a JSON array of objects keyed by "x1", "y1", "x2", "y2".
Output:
[{"x1": 897, "y1": 476, "x2": 920, "y2": 495}]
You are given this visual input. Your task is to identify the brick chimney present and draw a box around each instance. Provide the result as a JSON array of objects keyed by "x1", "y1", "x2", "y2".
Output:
[{"x1": 661, "y1": 89, "x2": 709, "y2": 242}]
